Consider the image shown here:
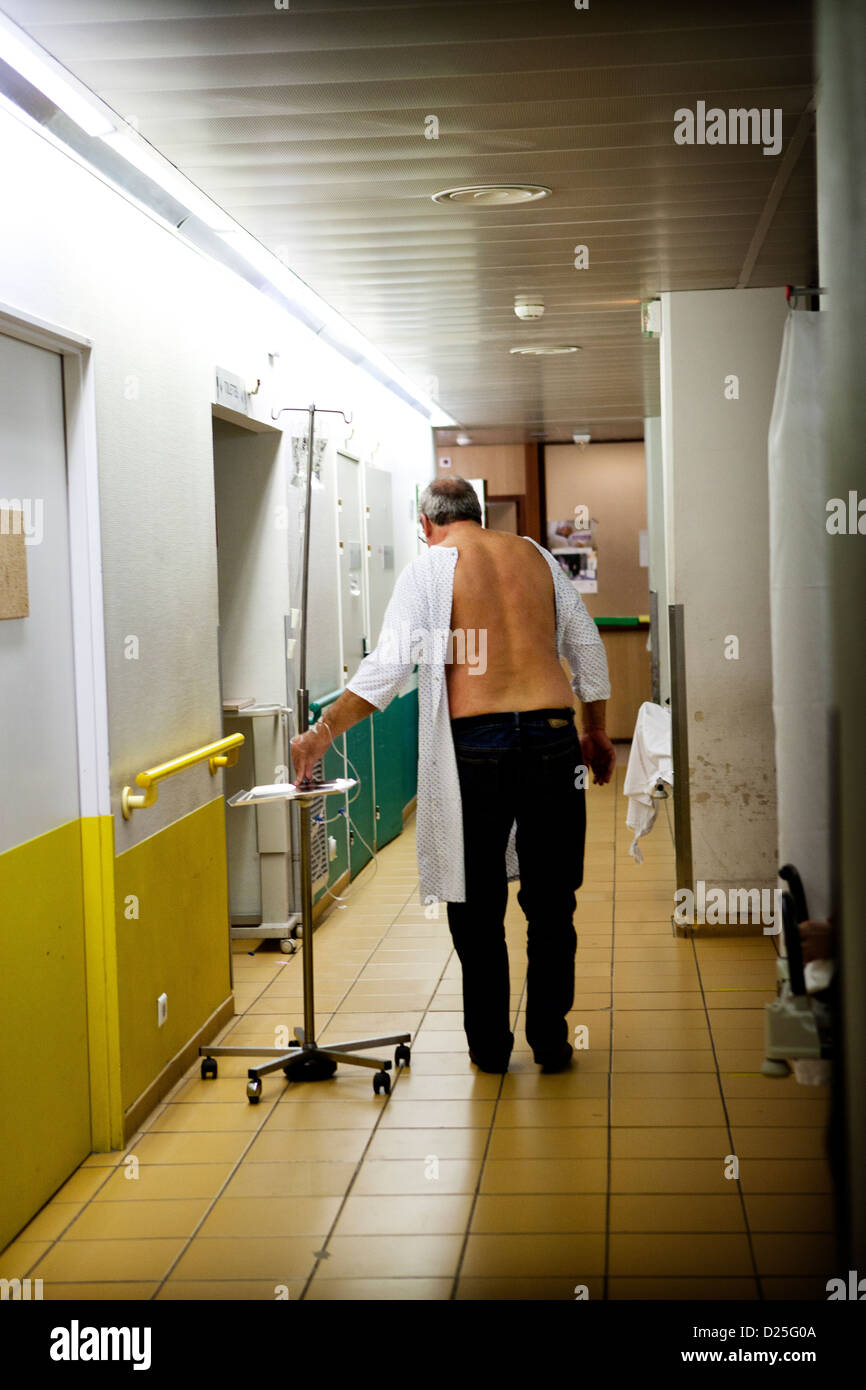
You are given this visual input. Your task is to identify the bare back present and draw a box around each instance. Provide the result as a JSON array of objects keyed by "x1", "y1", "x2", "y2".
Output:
[{"x1": 441, "y1": 525, "x2": 575, "y2": 717}]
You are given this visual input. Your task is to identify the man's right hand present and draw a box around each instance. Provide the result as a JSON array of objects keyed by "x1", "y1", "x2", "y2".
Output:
[{"x1": 580, "y1": 729, "x2": 616, "y2": 786}]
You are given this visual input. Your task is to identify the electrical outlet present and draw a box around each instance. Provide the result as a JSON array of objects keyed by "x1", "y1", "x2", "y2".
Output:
[{"x1": 157, "y1": 993, "x2": 168, "y2": 1027}]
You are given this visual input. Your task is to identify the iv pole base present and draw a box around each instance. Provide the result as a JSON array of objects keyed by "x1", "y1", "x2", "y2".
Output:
[{"x1": 200, "y1": 1026, "x2": 412, "y2": 1099}]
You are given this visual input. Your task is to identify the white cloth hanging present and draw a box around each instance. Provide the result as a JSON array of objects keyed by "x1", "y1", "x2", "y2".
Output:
[{"x1": 624, "y1": 701, "x2": 673, "y2": 863}]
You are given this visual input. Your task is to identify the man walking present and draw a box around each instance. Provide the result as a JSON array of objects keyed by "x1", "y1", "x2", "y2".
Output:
[{"x1": 291, "y1": 476, "x2": 614, "y2": 1073}]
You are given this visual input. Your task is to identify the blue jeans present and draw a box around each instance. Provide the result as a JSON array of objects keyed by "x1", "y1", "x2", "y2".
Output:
[{"x1": 446, "y1": 707, "x2": 586, "y2": 1063}]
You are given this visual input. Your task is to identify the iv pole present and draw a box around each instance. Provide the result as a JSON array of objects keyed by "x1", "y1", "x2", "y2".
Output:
[{"x1": 200, "y1": 404, "x2": 411, "y2": 1098}]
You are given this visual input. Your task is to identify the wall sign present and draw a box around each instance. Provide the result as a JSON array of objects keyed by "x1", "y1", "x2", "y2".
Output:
[{"x1": 215, "y1": 367, "x2": 249, "y2": 414}]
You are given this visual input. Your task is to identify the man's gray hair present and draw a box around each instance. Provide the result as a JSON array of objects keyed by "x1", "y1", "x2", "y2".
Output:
[{"x1": 418, "y1": 476, "x2": 482, "y2": 526}]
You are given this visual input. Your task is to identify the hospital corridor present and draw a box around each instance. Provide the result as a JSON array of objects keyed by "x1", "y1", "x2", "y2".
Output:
[
  {"x1": 0, "y1": 0, "x2": 864, "y2": 1362},
  {"x1": 1, "y1": 774, "x2": 836, "y2": 1301}
]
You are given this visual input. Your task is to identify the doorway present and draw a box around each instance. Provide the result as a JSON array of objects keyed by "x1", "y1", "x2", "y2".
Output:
[{"x1": 0, "y1": 324, "x2": 108, "y2": 1248}]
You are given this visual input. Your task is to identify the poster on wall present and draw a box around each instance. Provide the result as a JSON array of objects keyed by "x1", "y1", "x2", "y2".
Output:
[{"x1": 554, "y1": 547, "x2": 598, "y2": 594}]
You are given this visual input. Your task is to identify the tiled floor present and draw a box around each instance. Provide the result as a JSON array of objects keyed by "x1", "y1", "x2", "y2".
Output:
[{"x1": 1, "y1": 760, "x2": 835, "y2": 1300}]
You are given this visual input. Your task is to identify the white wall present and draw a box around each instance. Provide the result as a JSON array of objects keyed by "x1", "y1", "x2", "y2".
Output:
[
  {"x1": 643, "y1": 415, "x2": 670, "y2": 705},
  {"x1": 660, "y1": 287, "x2": 787, "y2": 895},
  {"x1": 0, "y1": 103, "x2": 434, "y2": 854}
]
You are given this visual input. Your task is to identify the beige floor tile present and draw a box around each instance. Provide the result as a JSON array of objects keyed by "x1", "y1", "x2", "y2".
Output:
[
  {"x1": 494, "y1": 1098, "x2": 607, "y2": 1127},
  {"x1": 42, "y1": 1282, "x2": 160, "y2": 1300},
  {"x1": 366, "y1": 1127, "x2": 489, "y2": 1160},
  {"x1": 731, "y1": 1128, "x2": 829, "y2": 1159},
  {"x1": 170, "y1": 1236, "x2": 319, "y2": 1282},
  {"x1": 389, "y1": 1072, "x2": 501, "y2": 1100},
  {"x1": 130, "y1": 1132, "x2": 253, "y2": 1165},
  {"x1": 51, "y1": 1168, "x2": 115, "y2": 1203},
  {"x1": 461, "y1": 1233, "x2": 605, "y2": 1278},
  {"x1": 245, "y1": 1130, "x2": 369, "y2": 1162},
  {"x1": 456, "y1": 1276, "x2": 602, "y2": 1300},
  {"x1": 472, "y1": 1194, "x2": 606, "y2": 1233},
  {"x1": 334, "y1": 1193, "x2": 473, "y2": 1235},
  {"x1": 725, "y1": 1099, "x2": 831, "y2": 1127},
  {"x1": 147, "y1": 1102, "x2": 276, "y2": 1133},
  {"x1": 614, "y1": 993, "x2": 704, "y2": 1010},
  {"x1": 486, "y1": 1128, "x2": 607, "y2": 1161},
  {"x1": 608, "y1": 1277, "x2": 758, "y2": 1299},
  {"x1": 33, "y1": 1239, "x2": 186, "y2": 1283},
  {"x1": 500, "y1": 1071, "x2": 608, "y2": 1098},
  {"x1": 379, "y1": 1099, "x2": 495, "y2": 1128},
  {"x1": 480, "y1": 1158, "x2": 608, "y2": 1194},
  {"x1": 611, "y1": 1128, "x2": 732, "y2": 1159},
  {"x1": 14, "y1": 1203, "x2": 83, "y2": 1242},
  {"x1": 157, "y1": 1279, "x2": 305, "y2": 1300},
  {"x1": 198, "y1": 1195, "x2": 341, "y2": 1238},
  {"x1": 223, "y1": 1162, "x2": 357, "y2": 1198},
  {"x1": 65, "y1": 1200, "x2": 210, "y2": 1240},
  {"x1": 738, "y1": 1160, "x2": 832, "y2": 1194},
  {"x1": 744, "y1": 1194, "x2": 835, "y2": 1232},
  {"x1": 265, "y1": 1100, "x2": 383, "y2": 1130},
  {"x1": 609, "y1": 1232, "x2": 753, "y2": 1277},
  {"x1": 306, "y1": 1277, "x2": 452, "y2": 1299},
  {"x1": 612, "y1": 1049, "x2": 716, "y2": 1073},
  {"x1": 611, "y1": 1098, "x2": 726, "y2": 1127},
  {"x1": 609, "y1": 1194, "x2": 746, "y2": 1232},
  {"x1": 751, "y1": 1232, "x2": 836, "y2": 1277},
  {"x1": 610, "y1": 1159, "x2": 735, "y2": 1195},
  {"x1": 0, "y1": 1238, "x2": 51, "y2": 1278},
  {"x1": 611, "y1": 1074, "x2": 720, "y2": 1099},
  {"x1": 614, "y1": 1029, "x2": 712, "y2": 1050},
  {"x1": 317, "y1": 1234, "x2": 462, "y2": 1279},
  {"x1": 761, "y1": 1276, "x2": 834, "y2": 1300},
  {"x1": 354, "y1": 1158, "x2": 482, "y2": 1195}
]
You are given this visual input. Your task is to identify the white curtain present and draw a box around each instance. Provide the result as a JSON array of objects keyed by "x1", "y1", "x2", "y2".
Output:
[{"x1": 767, "y1": 309, "x2": 832, "y2": 924}]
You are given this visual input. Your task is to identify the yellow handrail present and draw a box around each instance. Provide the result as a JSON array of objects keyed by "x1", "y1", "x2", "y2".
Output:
[{"x1": 121, "y1": 733, "x2": 245, "y2": 819}]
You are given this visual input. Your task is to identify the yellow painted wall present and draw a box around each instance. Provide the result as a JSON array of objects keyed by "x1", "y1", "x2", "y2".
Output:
[
  {"x1": 0, "y1": 819, "x2": 92, "y2": 1252},
  {"x1": 113, "y1": 796, "x2": 232, "y2": 1115}
]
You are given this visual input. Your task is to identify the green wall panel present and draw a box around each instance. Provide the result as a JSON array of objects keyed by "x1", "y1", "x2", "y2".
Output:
[
  {"x1": 372, "y1": 701, "x2": 404, "y2": 850},
  {"x1": 346, "y1": 721, "x2": 375, "y2": 878}
]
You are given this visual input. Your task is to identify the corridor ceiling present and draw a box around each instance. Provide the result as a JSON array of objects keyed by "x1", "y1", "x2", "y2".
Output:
[{"x1": 4, "y1": 0, "x2": 818, "y2": 442}]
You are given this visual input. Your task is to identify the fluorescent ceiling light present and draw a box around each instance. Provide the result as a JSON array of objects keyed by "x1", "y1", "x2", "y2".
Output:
[
  {"x1": 0, "y1": 12, "x2": 115, "y2": 138},
  {"x1": 101, "y1": 129, "x2": 235, "y2": 232},
  {"x1": 217, "y1": 228, "x2": 453, "y2": 423}
]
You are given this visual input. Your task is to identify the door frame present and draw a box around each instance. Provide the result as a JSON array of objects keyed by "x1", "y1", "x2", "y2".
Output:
[{"x1": 0, "y1": 300, "x2": 121, "y2": 1148}]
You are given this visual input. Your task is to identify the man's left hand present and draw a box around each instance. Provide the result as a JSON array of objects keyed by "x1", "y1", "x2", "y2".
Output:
[{"x1": 580, "y1": 729, "x2": 616, "y2": 786}]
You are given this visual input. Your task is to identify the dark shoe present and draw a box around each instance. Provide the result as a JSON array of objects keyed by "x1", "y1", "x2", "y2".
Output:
[
  {"x1": 533, "y1": 1043, "x2": 573, "y2": 1074},
  {"x1": 469, "y1": 1049, "x2": 510, "y2": 1074}
]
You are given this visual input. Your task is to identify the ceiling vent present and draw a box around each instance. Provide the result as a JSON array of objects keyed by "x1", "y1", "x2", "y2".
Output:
[{"x1": 432, "y1": 184, "x2": 551, "y2": 206}]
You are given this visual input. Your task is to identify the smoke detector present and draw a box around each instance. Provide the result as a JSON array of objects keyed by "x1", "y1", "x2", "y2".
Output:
[
  {"x1": 573, "y1": 432, "x2": 591, "y2": 450},
  {"x1": 514, "y1": 296, "x2": 545, "y2": 321},
  {"x1": 456, "y1": 432, "x2": 472, "y2": 446}
]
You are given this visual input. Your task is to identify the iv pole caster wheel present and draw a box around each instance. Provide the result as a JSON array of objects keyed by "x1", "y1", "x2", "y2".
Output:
[
  {"x1": 394, "y1": 1044, "x2": 411, "y2": 1069},
  {"x1": 280, "y1": 938, "x2": 298, "y2": 954},
  {"x1": 373, "y1": 1070, "x2": 391, "y2": 1096},
  {"x1": 246, "y1": 1077, "x2": 263, "y2": 1104},
  {"x1": 200, "y1": 1058, "x2": 217, "y2": 1080}
]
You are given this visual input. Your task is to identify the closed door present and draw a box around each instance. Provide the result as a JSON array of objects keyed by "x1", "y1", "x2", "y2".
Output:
[{"x1": 0, "y1": 333, "x2": 91, "y2": 1251}]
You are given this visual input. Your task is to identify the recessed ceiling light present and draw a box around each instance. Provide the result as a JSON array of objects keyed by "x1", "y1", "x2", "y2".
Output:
[
  {"x1": 510, "y1": 345, "x2": 580, "y2": 356},
  {"x1": 432, "y1": 184, "x2": 551, "y2": 206}
]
